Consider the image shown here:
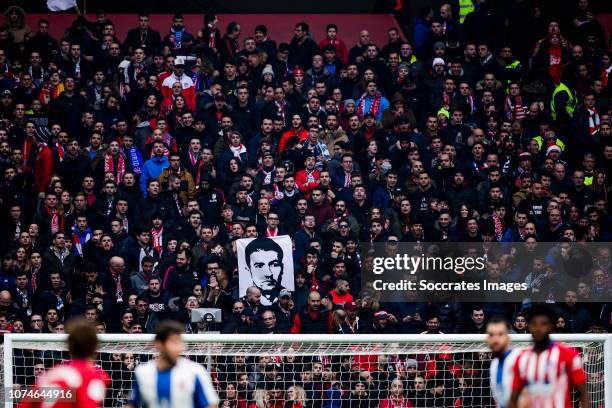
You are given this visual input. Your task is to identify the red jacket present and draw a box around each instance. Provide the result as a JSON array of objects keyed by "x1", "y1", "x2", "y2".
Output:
[
  {"x1": 294, "y1": 168, "x2": 320, "y2": 199},
  {"x1": 278, "y1": 128, "x2": 308, "y2": 154},
  {"x1": 318, "y1": 38, "x2": 349, "y2": 65},
  {"x1": 379, "y1": 397, "x2": 413, "y2": 408},
  {"x1": 34, "y1": 144, "x2": 54, "y2": 193},
  {"x1": 307, "y1": 199, "x2": 335, "y2": 225},
  {"x1": 329, "y1": 289, "x2": 353, "y2": 306}
]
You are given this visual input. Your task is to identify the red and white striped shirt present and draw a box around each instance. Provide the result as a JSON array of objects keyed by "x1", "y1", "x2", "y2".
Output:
[{"x1": 512, "y1": 341, "x2": 586, "y2": 408}]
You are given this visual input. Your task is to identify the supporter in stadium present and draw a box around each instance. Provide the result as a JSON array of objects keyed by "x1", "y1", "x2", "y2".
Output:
[{"x1": 0, "y1": 2, "x2": 610, "y2": 405}]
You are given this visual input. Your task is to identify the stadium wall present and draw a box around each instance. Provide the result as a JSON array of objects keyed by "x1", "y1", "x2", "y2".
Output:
[{"x1": 26, "y1": 13, "x2": 404, "y2": 49}]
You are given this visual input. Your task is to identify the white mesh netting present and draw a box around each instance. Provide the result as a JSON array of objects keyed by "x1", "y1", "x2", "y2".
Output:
[{"x1": 4, "y1": 336, "x2": 608, "y2": 407}]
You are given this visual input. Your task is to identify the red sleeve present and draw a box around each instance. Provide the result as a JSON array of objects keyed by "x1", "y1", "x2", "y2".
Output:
[
  {"x1": 511, "y1": 351, "x2": 525, "y2": 392},
  {"x1": 161, "y1": 84, "x2": 172, "y2": 100},
  {"x1": 294, "y1": 171, "x2": 310, "y2": 195},
  {"x1": 158, "y1": 72, "x2": 170, "y2": 91},
  {"x1": 564, "y1": 346, "x2": 587, "y2": 385},
  {"x1": 278, "y1": 133, "x2": 289, "y2": 154},
  {"x1": 290, "y1": 313, "x2": 301, "y2": 334},
  {"x1": 162, "y1": 266, "x2": 173, "y2": 290},
  {"x1": 183, "y1": 87, "x2": 196, "y2": 111},
  {"x1": 34, "y1": 148, "x2": 54, "y2": 193}
]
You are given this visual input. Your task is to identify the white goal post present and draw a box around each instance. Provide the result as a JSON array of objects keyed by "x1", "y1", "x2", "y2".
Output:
[{"x1": 3, "y1": 333, "x2": 612, "y2": 408}]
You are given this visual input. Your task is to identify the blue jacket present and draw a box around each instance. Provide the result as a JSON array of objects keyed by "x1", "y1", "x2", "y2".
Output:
[
  {"x1": 413, "y1": 17, "x2": 431, "y2": 57},
  {"x1": 140, "y1": 155, "x2": 169, "y2": 195},
  {"x1": 372, "y1": 186, "x2": 393, "y2": 210},
  {"x1": 355, "y1": 94, "x2": 390, "y2": 121}
]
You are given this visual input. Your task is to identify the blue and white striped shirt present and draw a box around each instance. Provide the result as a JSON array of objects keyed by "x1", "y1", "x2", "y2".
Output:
[{"x1": 129, "y1": 357, "x2": 219, "y2": 408}]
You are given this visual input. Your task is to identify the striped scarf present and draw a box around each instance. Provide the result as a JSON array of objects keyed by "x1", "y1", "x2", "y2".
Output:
[
  {"x1": 505, "y1": 95, "x2": 526, "y2": 121},
  {"x1": 151, "y1": 227, "x2": 164, "y2": 253},
  {"x1": 47, "y1": 206, "x2": 64, "y2": 234},
  {"x1": 171, "y1": 27, "x2": 184, "y2": 49},
  {"x1": 104, "y1": 153, "x2": 126, "y2": 183},
  {"x1": 588, "y1": 107, "x2": 600, "y2": 136},
  {"x1": 357, "y1": 91, "x2": 381, "y2": 119}
]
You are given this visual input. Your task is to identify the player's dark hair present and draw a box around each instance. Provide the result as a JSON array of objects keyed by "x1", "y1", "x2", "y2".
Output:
[
  {"x1": 486, "y1": 316, "x2": 510, "y2": 330},
  {"x1": 66, "y1": 317, "x2": 98, "y2": 359},
  {"x1": 155, "y1": 320, "x2": 184, "y2": 343},
  {"x1": 526, "y1": 304, "x2": 557, "y2": 325}
]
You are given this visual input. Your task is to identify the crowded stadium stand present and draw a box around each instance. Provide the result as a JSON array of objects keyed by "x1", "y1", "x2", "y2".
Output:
[{"x1": 0, "y1": 0, "x2": 612, "y2": 405}]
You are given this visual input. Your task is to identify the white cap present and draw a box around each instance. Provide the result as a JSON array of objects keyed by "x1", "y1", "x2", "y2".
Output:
[
  {"x1": 432, "y1": 57, "x2": 445, "y2": 68},
  {"x1": 174, "y1": 56, "x2": 186, "y2": 66},
  {"x1": 118, "y1": 60, "x2": 130, "y2": 70}
]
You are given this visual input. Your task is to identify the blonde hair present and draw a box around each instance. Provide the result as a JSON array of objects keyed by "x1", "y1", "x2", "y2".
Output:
[
  {"x1": 253, "y1": 389, "x2": 268, "y2": 408},
  {"x1": 288, "y1": 385, "x2": 307, "y2": 405}
]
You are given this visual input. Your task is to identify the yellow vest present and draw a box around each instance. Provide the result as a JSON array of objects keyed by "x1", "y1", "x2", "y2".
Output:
[
  {"x1": 550, "y1": 83, "x2": 576, "y2": 121},
  {"x1": 505, "y1": 60, "x2": 521, "y2": 70},
  {"x1": 459, "y1": 0, "x2": 474, "y2": 23},
  {"x1": 532, "y1": 135, "x2": 566, "y2": 151}
]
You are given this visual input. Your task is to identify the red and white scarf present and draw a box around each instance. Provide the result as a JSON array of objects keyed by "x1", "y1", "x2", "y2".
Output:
[
  {"x1": 104, "y1": 154, "x2": 126, "y2": 183},
  {"x1": 47, "y1": 206, "x2": 64, "y2": 234},
  {"x1": 112, "y1": 272, "x2": 123, "y2": 303},
  {"x1": 262, "y1": 167, "x2": 274, "y2": 185},
  {"x1": 588, "y1": 107, "x2": 600, "y2": 135},
  {"x1": 230, "y1": 144, "x2": 247, "y2": 160},
  {"x1": 505, "y1": 95, "x2": 526, "y2": 121},
  {"x1": 55, "y1": 143, "x2": 65, "y2": 162},
  {"x1": 151, "y1": 227, "x2": 163, "y2": 253},
  {"x1": 344, "y1": 171, "x2": 351, "y2": 187},
  {"x1": 357, "y1": 92, "x2": 381, "y2": 119},
  {"x1": 188, "y1": 149, "x2": 199, "y2": 167},
  {"x1": 442, "y1": 92, "x2": 452, "y2": 109}
]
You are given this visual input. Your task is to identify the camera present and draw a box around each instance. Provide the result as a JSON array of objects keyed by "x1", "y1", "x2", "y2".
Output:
[{"x1": 191, "y1": 308, "x2": 223, "y2": 324}]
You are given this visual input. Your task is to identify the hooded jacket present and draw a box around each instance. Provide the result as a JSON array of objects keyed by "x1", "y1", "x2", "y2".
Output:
[{"x1": 140, "y1": 155, "x2": 170, "y2": 195}]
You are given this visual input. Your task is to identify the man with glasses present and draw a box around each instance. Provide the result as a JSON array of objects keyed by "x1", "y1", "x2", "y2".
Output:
[
  {"x1": 14, "y1": 72, "x2": 37, "y2": 105},
  {"x1": 288, "y1": 22, "x2": 319, "y2": 70},
  {"x1": 260, "y1": 309, "x2": 285, "y2": 334},
  {"x1": 30, "y1": 313, "x2": 44, "y2": 333}
]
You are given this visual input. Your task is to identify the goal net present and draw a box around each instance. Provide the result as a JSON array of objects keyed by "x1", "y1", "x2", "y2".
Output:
[{"x1": 3, "y1": 333, "x2": 611, "y2": 408}]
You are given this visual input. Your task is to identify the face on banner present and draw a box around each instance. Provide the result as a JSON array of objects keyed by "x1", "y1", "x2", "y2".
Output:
[
  {"x1": 238, "y1": 236, "x2": 294, "y2": 305},
  {"x1": 249, "y1": 248, "x2": 283, "y2": 289}
]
